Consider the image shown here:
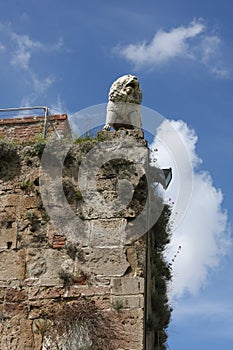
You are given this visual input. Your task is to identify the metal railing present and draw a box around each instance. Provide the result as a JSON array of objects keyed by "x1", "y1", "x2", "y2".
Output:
[{"x1": 0, "y1": 106, "x2": 61, "y2": 139}]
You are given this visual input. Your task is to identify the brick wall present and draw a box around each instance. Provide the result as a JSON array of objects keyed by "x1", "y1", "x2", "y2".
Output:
[{"x1": 0, "y1": 114, "x2": 71, "y2": 143}]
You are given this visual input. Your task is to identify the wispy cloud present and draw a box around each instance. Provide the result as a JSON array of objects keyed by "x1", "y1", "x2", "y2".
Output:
[
  {"x1": 0, "y1": 42, "x2": 5, "y2": 51},
  {"x1": 152, "y1": 120, "x2": 232, "y2": 298},
  {"x1": 170, "y1": 296, "x2": 233, "y2": 339},
  {"x1": 113, "y1": 19, "x2": 231, "y2": 78},
  {"x1": 50, "y1": 96, "x2": 68, "y2": 115},
  {"x1": 30, "y1": 72, "x2": 55, "y2": 94},
  {"x1": 175, "y1": 298, "x2": 233, "y2": 319},
  {"x1": 0, "y1": 22, "x2": 63, "y2": 102},
  {"x1": 10, "y1": 32, "x2": 43, "y2": 70}
]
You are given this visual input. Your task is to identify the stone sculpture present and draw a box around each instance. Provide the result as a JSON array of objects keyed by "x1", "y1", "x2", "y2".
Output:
[{"x1": 103, "y1": 74, "x2": 142, "y2": 130}]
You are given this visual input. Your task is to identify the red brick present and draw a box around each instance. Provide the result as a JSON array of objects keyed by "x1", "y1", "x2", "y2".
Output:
[
  {"x1": 52, "y1": 244, "x2": 65, "y2": 249},
  {"x1": 0, "y1": 114, "x2": 70, "y2": 143}
]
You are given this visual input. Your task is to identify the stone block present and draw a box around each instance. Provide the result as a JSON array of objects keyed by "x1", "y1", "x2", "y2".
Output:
[
  {"x1": 0, "y1": 317, "x2": 37, "y2": 350},
  {"x1": 26, "y1": 249, "x2": 47, "y2": 277},
  {"x1": 111, "y1": 295, "x2": 144, "y2": 309},
  {"x1": 0, "y1": 207, "x2": 16, "y2": 220},
  {"x1": 0, "y1": 221, "x2": 17, "y2": 249},
  {"x1": 18, "y1": 319, "x2": 34, "y2": 350},
  {"x1": 91, "y1": 295, "x2": 111, "y2": 310},
  {"x1": 21, "y1": 196, "x2": 39, "y2": 210},
  {"x1": 33, "y1": 327, "x2": 43, "y2": 350},
  {"x1": 1, "y1": 194, "x2": 19, "y2": 207},
  {"x1": 87, "y1": 218, "x2": 127, "y2": 247},
  {"x1": 0, "y1": 303, "x2": 3, "y2": 316},
  {"x1": 24, "y1": 278, "x2": 40, "y2": 286},
  {"x1": 0, "y1": 317, "x2": 21, "y2": 350},
  {"x1": 126, "y1": 245, "x2": 145, "y2": 276},
  {"x1": 39, "y1": 277, "x2": 62, "y2": 286},
  {"x1": 116, "y1": 309, "x2": 144, "y2": 345},
  {"x1": 111, "y1": 277, "x2": 144, "y2": 295},
  {"x1": 5, "y1": 287, "x2": 27, "y2": 302},
  {"x1": 28, "y1": 299, "x2": 60, "y2": 319},
  {"x1": 81, "y1": 247, "x2": 129, "y2": 277},
  {"x1": 67, "y1": 285, "x2": 109, "y2": 297},
  {"x1": 0, "y1": 251, "x2": 25, "y2": 281},
  {"x1": 0, "y1": 280, "x2": 9, "y2": 288},
  {"x1": 26, "y1": 248, "x2": 74, "y2": 286},
  {"x1": 0, "y1": 288, "x2": 5, "y2": 300},
  {"x1": 28, "y1": 286, "x2": 64, "y2": 300},
  {"x1": 4, "y1": 302, "x2": 28, "y2": 318}
]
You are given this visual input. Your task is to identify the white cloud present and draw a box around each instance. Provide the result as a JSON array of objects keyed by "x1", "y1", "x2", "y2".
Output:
[
  {"x1": 113, "y1": 19, "x2": 231, "y2": 78},
  {"x1": 169, "y1": 172, "x2": 229, "y2": 297},
  {"x1": 115, "y1": 20, "x2": 204, "y2": 66},
  {"x1": 151, "y1": 120, "x2": 231, "y2": 298}
]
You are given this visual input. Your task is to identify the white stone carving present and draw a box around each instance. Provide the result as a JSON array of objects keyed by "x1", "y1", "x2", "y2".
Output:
[{"x1": 103, "y1": 74, "x2": 142, "y2": 130}]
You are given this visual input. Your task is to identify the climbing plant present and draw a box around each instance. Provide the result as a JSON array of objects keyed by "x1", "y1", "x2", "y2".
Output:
[{"x1": 150, "y1": 205, "x2": 173, "y2": 350}]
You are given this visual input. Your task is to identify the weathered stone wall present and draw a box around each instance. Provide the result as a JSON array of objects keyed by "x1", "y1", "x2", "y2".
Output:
[
  {"x1": 0, "y1": 130, "x2": 151, "y2": 350},
  {"x1": 0, "y1": 114, "x2": 71, "y2": 143}
]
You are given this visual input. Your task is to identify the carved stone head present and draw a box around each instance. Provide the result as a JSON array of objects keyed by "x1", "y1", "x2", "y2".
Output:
[{"x1": 108, "y1": 74, "x2": 142, "y2": 105}]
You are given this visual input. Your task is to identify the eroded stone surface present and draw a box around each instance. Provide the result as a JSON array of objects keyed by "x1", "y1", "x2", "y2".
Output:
[
  {"x1": 87, "y1": 218, "x2": 127, "y2": 247},
  {"x1": 82, "y1": 247, "x2": 130, "y2": 276},
  {"x1": 0, "y1": 251, "x2": 25, "y2": 282},
  {"x1": 111, "y1": 277, "x2": 144, "y2": 295},
  {"x1": 0, "y1": 134, "x2": 149, "y2": 349},
  {"x1": 0, "y1": 221, "x2": 17, "y2": 250}
]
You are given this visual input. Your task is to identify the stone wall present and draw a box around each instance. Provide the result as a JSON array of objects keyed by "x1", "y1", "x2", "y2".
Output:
[
  {"x1": 0, "y1": 122, "x2": 172, "y2": 350},
  {"x1": 0, "y1": 130, "x2": 151, "y2": 350}
]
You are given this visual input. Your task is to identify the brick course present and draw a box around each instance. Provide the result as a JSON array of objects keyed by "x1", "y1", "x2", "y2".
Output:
[{"x1": 0, "y1": 114, "x2": 71, "y2": 143}]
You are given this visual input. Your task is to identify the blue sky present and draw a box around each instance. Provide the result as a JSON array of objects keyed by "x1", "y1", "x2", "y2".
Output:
[{"x1": 0, "y1": 0, "x2": 233, "y2": 348}]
